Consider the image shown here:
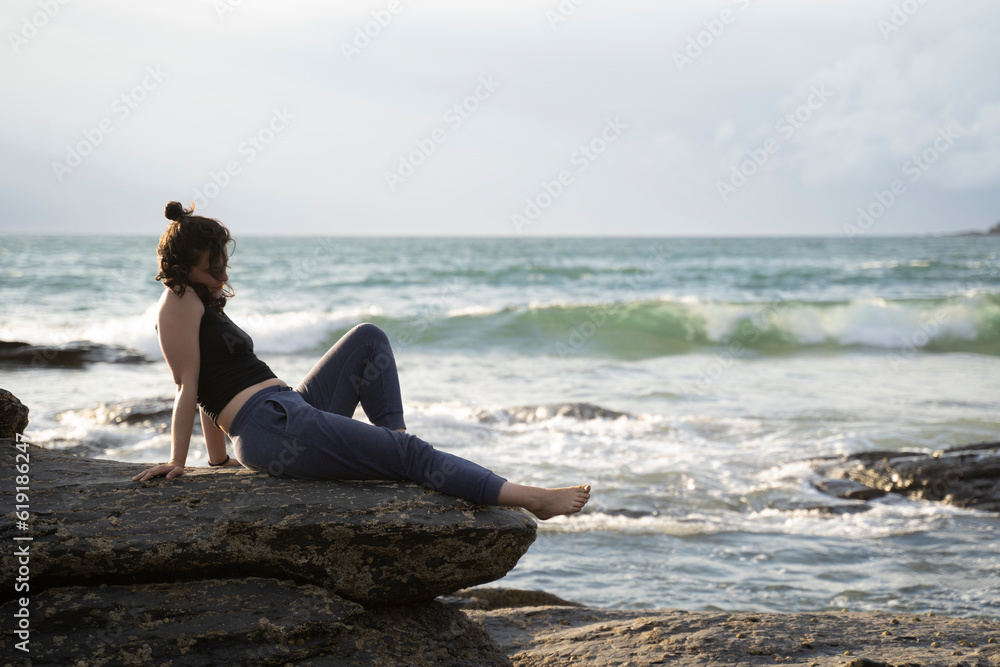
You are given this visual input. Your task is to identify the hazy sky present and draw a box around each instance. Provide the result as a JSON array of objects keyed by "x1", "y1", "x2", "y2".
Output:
[{"x1": 2, "y1": 0, "x2": 998, "y2": 236}]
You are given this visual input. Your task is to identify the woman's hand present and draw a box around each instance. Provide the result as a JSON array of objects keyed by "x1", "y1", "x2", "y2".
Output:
[{"x1": 131, "y1": 463, "x2": 185, "y2": 482}]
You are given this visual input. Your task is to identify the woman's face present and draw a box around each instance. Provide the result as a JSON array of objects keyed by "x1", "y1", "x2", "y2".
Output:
[{"x1": 187, "y1": 250, "x2": 229, "y2": 297}]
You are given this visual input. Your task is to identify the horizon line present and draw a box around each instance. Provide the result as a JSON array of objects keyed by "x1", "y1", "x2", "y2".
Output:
[{"x1": 2, "y1": 231, "x2": 997, "y2": 239}]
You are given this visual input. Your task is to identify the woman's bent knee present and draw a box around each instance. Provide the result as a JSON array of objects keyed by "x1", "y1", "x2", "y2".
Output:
[{"x1": 351, "y1": 322, "x2": 389, "y2": 344}]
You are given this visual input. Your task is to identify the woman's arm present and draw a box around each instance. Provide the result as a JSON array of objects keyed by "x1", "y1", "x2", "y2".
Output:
[
  {"x1": 132, "y1": 290, "x2": 204, "y2": 482},
  {"x1": 201, "y1": 408, "x2": 239, "y2": 466}
]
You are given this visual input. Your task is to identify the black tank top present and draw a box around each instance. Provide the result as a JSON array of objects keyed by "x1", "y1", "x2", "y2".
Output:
[{"x1": 197, "y1": 307, "x2": 277, "y2": 425}]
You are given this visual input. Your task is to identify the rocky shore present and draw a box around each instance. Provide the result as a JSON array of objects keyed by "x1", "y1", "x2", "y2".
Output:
[
  {"x1": 2, "y1": 388, "x2": 998, "y2": 665},
  {"x1": 464, "y1": 595, "x2": 1000, "y2": 667}
]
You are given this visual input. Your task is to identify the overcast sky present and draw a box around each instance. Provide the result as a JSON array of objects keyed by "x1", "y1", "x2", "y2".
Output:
[{"x1": 2, "y1": 0, "x2": 998, "y2": 236}]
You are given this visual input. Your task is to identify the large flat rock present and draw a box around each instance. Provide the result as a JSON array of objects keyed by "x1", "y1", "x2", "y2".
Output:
[
  {"x1": 0, "y1": 577, "x2": 511, "y2": 666},
  {"x1": 0, "y1": 440, "x2": 536, "y2": 606},
  {"x1": 469, "y1": 604, "x2": 1000, "y2": 666}
]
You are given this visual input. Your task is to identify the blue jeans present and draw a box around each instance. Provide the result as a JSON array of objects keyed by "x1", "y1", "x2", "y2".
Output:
[{"x1": 229, "y1": 323, "x2": 507, "y2": 505}]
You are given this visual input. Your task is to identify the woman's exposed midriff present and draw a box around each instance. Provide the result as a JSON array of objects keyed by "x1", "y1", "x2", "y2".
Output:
[{"x1": 216, "y1": 378, "x2": 288, "y2": 434}]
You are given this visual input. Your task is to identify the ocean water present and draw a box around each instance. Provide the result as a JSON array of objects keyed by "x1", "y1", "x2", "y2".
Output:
[{"x1": 2, "y1": 235, "x2": 999, "y2": 618}]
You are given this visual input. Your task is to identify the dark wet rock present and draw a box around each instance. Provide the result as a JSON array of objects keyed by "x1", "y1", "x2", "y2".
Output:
[
  {"x1": 0, "y1": 578, "x2": 511, "y2": 666},
  {"x1": 0, "y1": 340, "x2": 28, "y2": 353},
  {"x1": 0, "y1": 388, "x2": 28, "y2": 438},
  {"x1": 443, "y1": 587, "x2": 584, "y2": 611},
  {"x1": 790, "y1": 500, "x2": 873, "y2": 515},
  {"x1": 54, "y1": 398, "x2": 201, "y2": 451},
  {"x1": 602, "y1": 507, "x2": 658, "y2": 519},
  {"x1": 813, "y1": 478, "x2": 888, "y2": 502},
  {"x1": 812, "y1": 441, "x2": 1000, "y2": 512},
  {"x1": 68, "y1": 397, "x2": 175, "y2": 428},
  {"x1": 0, "y1": 339, "x2": 148, "y2": 367},
  {"x1": 87, "y1": 397, "x2": 174, "y2": 426},
  {"x1": 477, "y1": 402, "x2": 631, "y2": 424},
  {"x1": 0, "y1": 440, "x2": 537, "y2": 607}
]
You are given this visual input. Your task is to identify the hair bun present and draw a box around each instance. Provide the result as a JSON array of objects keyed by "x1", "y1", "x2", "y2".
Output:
[{"x1": 164, "y1": 201, "x2": 190, "y2": 221}]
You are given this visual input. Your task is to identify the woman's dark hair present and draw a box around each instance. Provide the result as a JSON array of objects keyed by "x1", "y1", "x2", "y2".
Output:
[{"x1": 156, "y1": 201, "x2": 234, "y2": 312}]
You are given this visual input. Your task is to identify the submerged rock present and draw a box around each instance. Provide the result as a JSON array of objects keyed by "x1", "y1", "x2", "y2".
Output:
[
  {"x1": 0, "y1": 389, "x2": 28, "y2": 438},
  {"x1": 0, "y1": 339, "x2": 147, "y2": 367},
  {"x1": 64, "y1": 397, "x2": 175, "y2": 429},
  {"x1": 0, "y1": 441, "x2": 536, "y2": 606},
  {"x1": 812, "y1": 441, "x2": 1000, "y2": 512},
  {"x1": 477, "y1": 402, "x2": 631, "y2": 424},
  {"x1": 812, "y1": 478, "x2": 888, "y2": 502},
  {"x1": 443, "y1": 587, "x2": 584, "y2": 611}
]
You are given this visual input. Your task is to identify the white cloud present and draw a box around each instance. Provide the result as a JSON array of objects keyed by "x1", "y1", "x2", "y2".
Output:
[
  {"x1": 1, "y1": 0, "x2": 997, "y2": 235},
  {"x1": 714, "y1": 121, "x2": 735, "y2": 147},
  {"x1": 765, "y1": 15, "x2": 1000, "y2": 190},
  {"x1": 939, "y1": 103, "x2": 1000, "y2": 191}
]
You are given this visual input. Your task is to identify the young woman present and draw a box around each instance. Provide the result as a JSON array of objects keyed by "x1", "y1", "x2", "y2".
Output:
[{"x1": 131, "y1": 202, "x2": 590, "y2": 520}]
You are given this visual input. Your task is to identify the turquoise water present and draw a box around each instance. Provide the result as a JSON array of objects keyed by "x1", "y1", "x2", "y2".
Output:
[{"x1": 2, "y1": 235, "x2": 998, "y2": 617}]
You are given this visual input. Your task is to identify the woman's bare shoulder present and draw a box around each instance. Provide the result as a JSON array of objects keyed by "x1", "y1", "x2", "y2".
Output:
[{"x1": 158, "y1": 286, "x2": 205, "y2": 320}]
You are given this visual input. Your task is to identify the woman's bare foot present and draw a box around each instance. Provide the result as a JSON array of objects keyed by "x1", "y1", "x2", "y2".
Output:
[{"x1": 497, "y1": 482, "x2": 591, "y2": 520}]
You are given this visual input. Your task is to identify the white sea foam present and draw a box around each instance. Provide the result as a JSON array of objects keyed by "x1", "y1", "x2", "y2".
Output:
[
  {"x1": 540, "y1": 511, "x2": 726, "y2": 536},
  {"x1": 537, "y1": 496, "x2": 972, "y2": 540},
  {"x1": 225, "y1": 308, "x2": 364, "y2": 355},
  {"x1": 690, "y1": 296, "x2": 985, "y2": 349}
]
